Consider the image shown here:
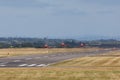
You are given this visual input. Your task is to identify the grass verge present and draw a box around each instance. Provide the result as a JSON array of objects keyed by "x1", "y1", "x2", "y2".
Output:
[{"x1": 0, "y1": 48, "x2": 100, "y2": 57}]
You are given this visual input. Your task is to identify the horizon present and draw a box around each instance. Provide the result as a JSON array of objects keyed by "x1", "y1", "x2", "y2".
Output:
[{"x1": 0, "y1": 35, "x2": 120, "y2": 41}]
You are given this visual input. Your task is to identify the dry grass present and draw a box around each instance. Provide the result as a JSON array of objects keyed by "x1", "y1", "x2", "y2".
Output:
[
  {"x1": 0, "y1": 48, "x2": 100, "y2": 57},
  {"x1": 52, "y1": 57, "x2": 120, "y2": 67},
  {"x1": 0, "y1": 67, "x2": 120, "y2": 80},
  {"x1": 0, "y1": 48, "x2": 120, "y2": 80},
  {"x1": 99, "y1": 50, "x2": 120, "y2": 56},
  {"x1": 52, "y1": 50, "x2": 120, "y2": 67}
]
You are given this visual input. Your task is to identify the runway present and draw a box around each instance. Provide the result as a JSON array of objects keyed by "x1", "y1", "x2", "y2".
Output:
[{"x1": 0, "y1": 49, "x2": 111, "y2": 67}]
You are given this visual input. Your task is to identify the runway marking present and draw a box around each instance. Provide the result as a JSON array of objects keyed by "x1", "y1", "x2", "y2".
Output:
[
  {"x1": 0, "y1": 62, "x2": 8, "y2": 65},
  {"x1": 37, "y1": 64, "x2": 48, "y2": 67},
  {"x1": 0, "y1": 65, "x2": 6, "y2": 67},
  {"x1": 0, "y1": 63, "x2": 49, "y2": 67},
  {"x1": 27, "y1": 64, "x2": 37, "y2": 67},
  {"x1": 25, "y1": 58, "x2": 32, "y2": 60},
  {"x1": 13, "y1": 60, "x2": 21, "y2": 62},
  {"x1": 17, "y1": 64, "x2": 49, "y2": 67},
  {"x1": 19, "y1": 64, "x2": 28, "y2": 67}
]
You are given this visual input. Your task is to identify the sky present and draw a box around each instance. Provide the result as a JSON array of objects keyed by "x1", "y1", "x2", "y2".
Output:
[{"x1": 0, "y1": 0, "x2": 120, "y2": 38}]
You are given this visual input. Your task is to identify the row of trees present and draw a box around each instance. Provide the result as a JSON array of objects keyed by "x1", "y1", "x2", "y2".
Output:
[
  {"x1": 0, "y1": 38, "x2": 85, "y2": 48},
  {"x1": 0, "y1": 38, "x2": 120, "y2": 48}
]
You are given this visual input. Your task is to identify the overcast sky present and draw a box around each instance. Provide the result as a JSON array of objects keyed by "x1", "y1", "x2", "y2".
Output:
[{"x1": 0, "y1": 0, "x2": 120, "y2": 38}]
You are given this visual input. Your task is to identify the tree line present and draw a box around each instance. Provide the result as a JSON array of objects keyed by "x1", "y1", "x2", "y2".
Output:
[
  {"x1": 0, "y1": 37, "x2": 120, "y2": 48},
  {"x1": 0, "y1": 37, "x2": 85, "y2": 48}
]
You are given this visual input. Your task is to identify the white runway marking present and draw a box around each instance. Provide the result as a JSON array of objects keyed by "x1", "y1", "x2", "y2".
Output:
[
  {"x1": 19, "y1": 64, "x2": 28, "y2": 67},
  {"x1": 37, "y1": 64, "x2": 48, "y2": 67},
  {"x1": 0, "y1": 62, "x2": 8, "y2": 65},
  {"x1": 0, "y1": 65, "x2": 6, "y2": 67},
  {"x1": 18, "y1": 64, "x2": 49, "y2": 67},
  {"x1": 27, "y1": 64, "x2": 37, "y2": 67},
  {"x1": 13, "y1": 60, "x2": 21, "y2": 62}
]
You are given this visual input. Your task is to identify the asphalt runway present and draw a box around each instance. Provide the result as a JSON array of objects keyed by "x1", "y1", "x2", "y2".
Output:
[{"x1": 0, "y1": 49, "x2": 111, "y2": 67}]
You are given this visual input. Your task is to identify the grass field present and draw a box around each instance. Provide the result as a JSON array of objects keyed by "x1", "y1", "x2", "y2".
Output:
[
  {"x1": 0, "y1": 67, "x2": 120, "y2": 80},
  {"x1": 0, "y1": 48, "x2": 120, "y2": 80},
  {"x1": 0, "y1": 48, "x2": 100, "y2": 57},
  {"x1": 52, "y1": 50, "x2": 120, "y2": 67}
]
